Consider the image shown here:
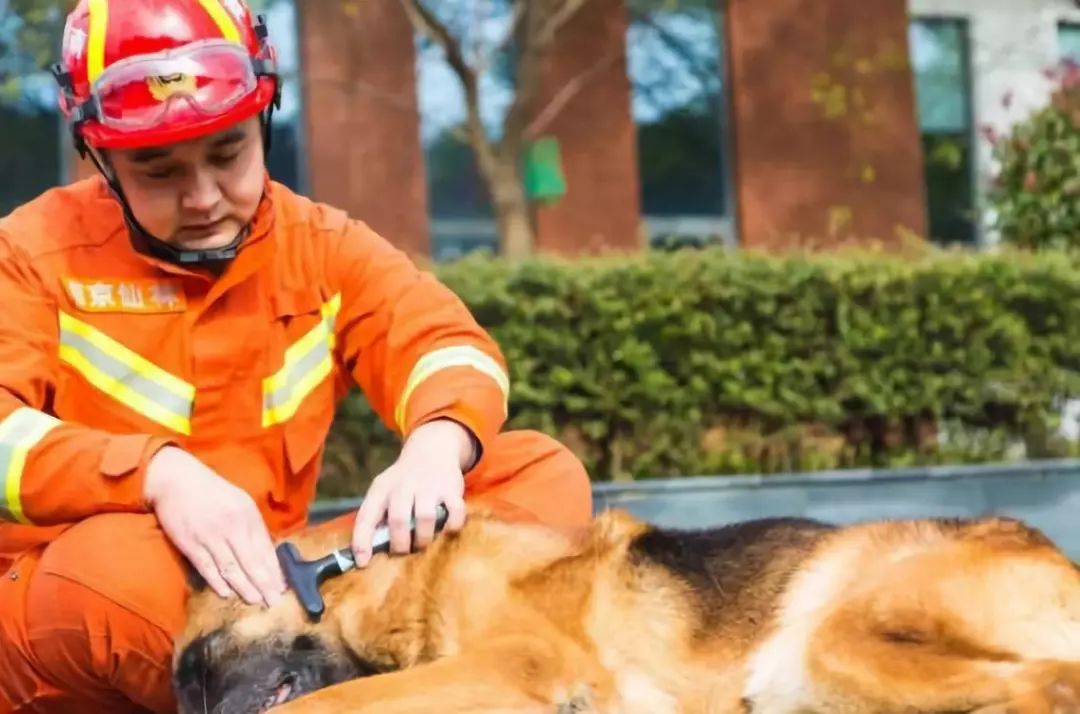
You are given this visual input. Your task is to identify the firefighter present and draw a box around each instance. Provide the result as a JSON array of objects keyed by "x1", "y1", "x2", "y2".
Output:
[{"x1": 0, "y1": 1, "x2": 592, "y2": 711}]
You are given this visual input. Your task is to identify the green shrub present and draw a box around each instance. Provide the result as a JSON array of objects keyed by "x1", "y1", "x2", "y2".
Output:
[
  {"x1": 316, "y1": 246, "x2": 1080, "y2": 495},
  {"x1": 987, "y1": 63, "x2": 1080, "y2": 252}
]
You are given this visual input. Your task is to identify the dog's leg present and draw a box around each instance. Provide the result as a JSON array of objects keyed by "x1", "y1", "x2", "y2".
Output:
[
  {"x1": 803, "y1": 614, "x2": 1080, "y2": 714},
  {"x1": 746, "y1": 533, "x2": 1080, "y2": 713},
  {"x1": 274, "y1": 633, "x2": 613, "y2": 714}
]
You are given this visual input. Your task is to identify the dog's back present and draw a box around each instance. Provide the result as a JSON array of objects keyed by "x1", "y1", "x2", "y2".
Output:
[
  {"x1": 503, "y1": 511, "x2": 1080, "y2": 713},
  {"x1": 487, "y1": 510, "x2": 836, "y2": 712},
  {"x1": 625, "y1": 515, "x2": 836, "y2": 639}
]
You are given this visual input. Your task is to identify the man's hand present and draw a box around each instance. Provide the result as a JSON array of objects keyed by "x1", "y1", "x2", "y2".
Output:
[
  {"x1": 143, "y1": 446, "x2": 286, "y2": 607},
  {"x1": 350, "y1": 419, "x2": 475, "y2": 566}
]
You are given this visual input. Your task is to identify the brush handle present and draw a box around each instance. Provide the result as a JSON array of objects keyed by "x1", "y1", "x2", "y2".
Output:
[
  {"x1": 328, "y1": 503, "x2": 451, "y2": 574},
  {"x1": 277, "y1": 504, "x2": 452, "y2": 623}
]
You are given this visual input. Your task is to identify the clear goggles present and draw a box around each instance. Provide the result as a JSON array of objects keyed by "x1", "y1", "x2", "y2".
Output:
[{"x1": 73, "y1": 39, "x2": 275, "y2": 131}]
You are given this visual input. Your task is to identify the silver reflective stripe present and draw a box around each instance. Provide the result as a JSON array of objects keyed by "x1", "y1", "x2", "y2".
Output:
[
  {"x1": 60, "y1": 330, "x2": 193, "y2": 422},
  {"x1": 0, "y1": 408, "x2": 61, "y2": 523},
  {"x1": 261, "y1": 293, "x2": 341, "y2": 427},
  {"x1": 263, "y1": 331, "x2": 331, "y2": 414},
  {"x1": 57, "y1": 311, "x2": 194, "y2": 434},
  {"x1": 393, "y1": 345, "x2": 511, "y2": 431}
]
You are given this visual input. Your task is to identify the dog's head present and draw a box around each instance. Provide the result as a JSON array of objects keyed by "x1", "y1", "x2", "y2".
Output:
[
  {"x1": 171, "y1": 578, "x2": 379, "y2": 714},
  {"x1": 170, "y1": 512, "x2": 482, "y2": 712},
  {"x1": 170, "y1": 517, "x2": 401, "y2": 714}
]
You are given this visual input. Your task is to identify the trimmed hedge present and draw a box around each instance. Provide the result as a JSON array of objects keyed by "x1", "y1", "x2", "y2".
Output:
[{"x1": 315, "y1": 246, "x2": 1080, "y2": 496}]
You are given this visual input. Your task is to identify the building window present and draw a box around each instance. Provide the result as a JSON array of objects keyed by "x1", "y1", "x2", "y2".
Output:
[
  {"x1": 909, "y1": 18, "x2": 977, "y2": 245},
  {"x1": 1059, "y1": 22, "x2": 1080, "y2": 66},
  {"x1": 626, "y1": 2, "x2": 730, "y2": 249},
  {"x1": 261, "y1": 0, "x2": 305, "y2": 193},
  {"x1": 0, "y1": 7, "x2": 63, "y2": 216}
]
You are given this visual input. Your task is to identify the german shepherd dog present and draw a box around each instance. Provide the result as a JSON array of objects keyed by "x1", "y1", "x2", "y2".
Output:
[{"x1": 172, "y1": 507, "x2": 1080, "y2": 713}]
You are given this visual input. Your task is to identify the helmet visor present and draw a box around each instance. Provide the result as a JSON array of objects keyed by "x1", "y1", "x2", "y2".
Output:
[{"x1": 90, "y1": 39, "x2": 258, "y2": 131}]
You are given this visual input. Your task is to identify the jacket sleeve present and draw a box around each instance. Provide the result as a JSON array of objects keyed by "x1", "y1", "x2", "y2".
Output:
[
  {"x1": 0, "y1": 232, "x2": 177, "y2": 526},
  {"x1": 323, "y1": 212, "x2": 510, "y2": 468}
]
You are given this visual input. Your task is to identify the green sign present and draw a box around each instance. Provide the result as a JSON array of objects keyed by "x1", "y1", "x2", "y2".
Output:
[{"x1": 523, "y1": 136, "x2": 567, "y2": 203}]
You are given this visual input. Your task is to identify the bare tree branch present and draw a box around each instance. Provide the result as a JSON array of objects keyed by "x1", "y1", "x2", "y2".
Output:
[
  {"x1": 505, "y1": 0, "x2": 526, "y2": 46},
  {"x1": 396, "y1": 0, "x2": 600, "y2": 257},
  {"x1": 398, "y1": 0, "x2": 498, "y2": 180},
  {"x1": 525, "y1": 45, "x2": 622, "y2": 139},
  {"x1": 502, "y1": 0, "x2": 600, "y2": 149},
  {"x1": 628, "y1": 9, "x2": 718, "y2": 94},
  {"x1": 481, "y1": 0, "x2": 526, "y2": 74},
  {"x1": 469, "y1": 0, "x2": 525, "y2": 79},
  {"x1": 468, "y1": 0, "x2": 486, "y2": 66},
  {"x1": 498, "y1": 2, "x2": 543, "y2": 155},
  {"x1": 536, "y1": 0, "x2": 589, "y2": 44},
  {"x1": 316, "y1": 77, "x2": 419, "y2": 114}
]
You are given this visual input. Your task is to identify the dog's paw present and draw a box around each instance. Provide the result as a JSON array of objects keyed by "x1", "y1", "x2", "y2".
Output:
[{"x1": 974, "y1": 664, "x2": 1080, "y2": 714}]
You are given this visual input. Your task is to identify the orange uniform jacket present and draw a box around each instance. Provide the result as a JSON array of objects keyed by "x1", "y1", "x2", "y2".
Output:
[{"x1": 0, "y1": 175, "x2": 510, "y2": 566}]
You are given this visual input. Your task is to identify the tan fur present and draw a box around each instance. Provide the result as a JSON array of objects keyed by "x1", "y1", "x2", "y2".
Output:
[{"x1": 175, "y1": 507, "x2": 1080, "y2": 713}]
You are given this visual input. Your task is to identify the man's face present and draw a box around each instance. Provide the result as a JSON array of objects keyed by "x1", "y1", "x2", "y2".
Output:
[{"x1": 108, "y1": 117, "x2": 265, "y2": 252}]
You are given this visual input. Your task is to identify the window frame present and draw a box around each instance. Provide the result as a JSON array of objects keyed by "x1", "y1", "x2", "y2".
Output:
[{"x1": 908, "y1": 14, "x2": 979, "y2": 246}]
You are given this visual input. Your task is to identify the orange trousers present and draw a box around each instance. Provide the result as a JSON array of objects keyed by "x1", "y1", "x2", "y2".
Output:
[{"x1": 0, "y1": 430, "x2": 592, "y2": 714}]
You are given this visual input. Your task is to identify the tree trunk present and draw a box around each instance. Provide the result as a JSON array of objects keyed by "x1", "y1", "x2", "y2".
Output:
[{"x1": 490, "y1": 155, "x2": 534, "y2": 259}]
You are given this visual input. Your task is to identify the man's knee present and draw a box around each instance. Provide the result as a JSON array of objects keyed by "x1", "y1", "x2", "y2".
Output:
[
  {"x1": 21, "y1": 513, "x2": 188, "y2": 713},
  {"x1": 467, "y1": 430, "x2": 593, "y2": 531},
  {"x1": 31, "y1": 513, "x2": 189, "y2": 632},
  {"x1": 24, "y1": 575, "x2": 176, "y2": 713}
]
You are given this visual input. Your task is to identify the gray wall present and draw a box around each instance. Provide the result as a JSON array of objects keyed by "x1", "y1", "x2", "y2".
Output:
[{"x1": 311, "y1": 458, "x2": 1080, "y2": 558}]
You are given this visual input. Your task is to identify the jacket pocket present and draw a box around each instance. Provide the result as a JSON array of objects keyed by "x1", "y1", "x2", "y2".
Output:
[{"x1": 265, "y1": 286, "x2": 338, "y2": 475}]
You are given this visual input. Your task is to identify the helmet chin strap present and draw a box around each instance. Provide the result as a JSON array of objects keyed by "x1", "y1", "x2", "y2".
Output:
[
  {"x1": 77, "y1": 105, "x2": 277, "y2": 269},
  {"x1": 94, "y1": 151, "x2": 247, "y2": 266}
]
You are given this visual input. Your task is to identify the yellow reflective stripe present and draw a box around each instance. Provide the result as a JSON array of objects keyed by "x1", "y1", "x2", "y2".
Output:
[
  {"x1": 263, "y1": 320, "x2": 329, "y2": 396},
  {"x1": 322, "y1": 292, "x2": 341, "y2": 350},
  {"x1": 394, "y1": 346, "x2": 510, "y2": 432},
  {"x1": 262, "y1": 354, "x2": 333, "y2": 427},
  {"x1": 60, "y1": 313, "x2": 193, "y2": 399},
  {"x1": 86, "y1": 0, "x2": 108, "y2": 83},
  {"x1": 58, "y1": 312, "x2": 194, "y2": 434},
  {"x1": 197, "y1": 0, "x2": 242, "y2": 43},
  {"x1": 261, "y1": 293, "x2": 341, "y2": 427},
  {"x1": 0, "y1": 408, "x2": 61, "y2": 524}
]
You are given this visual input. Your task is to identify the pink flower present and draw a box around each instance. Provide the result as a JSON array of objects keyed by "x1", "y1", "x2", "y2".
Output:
[{"x1": 1061, "y1": 58, "x2": 1080, "y2": 87}]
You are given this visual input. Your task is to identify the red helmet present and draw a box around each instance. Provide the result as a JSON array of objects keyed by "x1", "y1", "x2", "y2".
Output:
[{"x1": 53, "y1": 0, "x2": 280, "y2": 150}]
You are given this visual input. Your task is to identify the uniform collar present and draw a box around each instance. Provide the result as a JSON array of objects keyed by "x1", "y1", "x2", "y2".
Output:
[{"x1": 202, "y1": 175, "x2": 278, "y2": 306}]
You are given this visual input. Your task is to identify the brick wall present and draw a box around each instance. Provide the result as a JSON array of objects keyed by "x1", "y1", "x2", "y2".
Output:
[
  {"x1": 298, "y1": 0, "x2": 430, "y2": 256},
  {"x1": 725, "y1": 0, "x2": 928, "y2": 250},
  {"x1": 531, "y1": 0, "x2": 643, "y2": 256}
]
